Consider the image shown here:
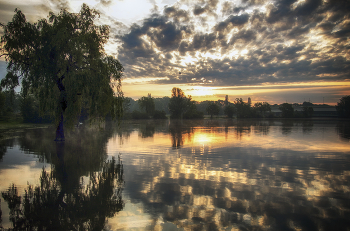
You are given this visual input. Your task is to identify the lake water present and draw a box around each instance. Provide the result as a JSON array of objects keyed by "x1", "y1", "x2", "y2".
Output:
[{"x1": 1, "y1": 119, "x2": 350, "y2": 230}]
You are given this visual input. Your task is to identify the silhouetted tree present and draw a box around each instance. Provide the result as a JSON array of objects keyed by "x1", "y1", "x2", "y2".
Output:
[
  {"x1": 234, "y1": 98, "x2": 252, "y2": 118},
  {"x1": 303, "y1": 106, "x2": 314, "y2": 118},
  {"x1": 138, "y1": 96, "x2": 155, "y2": 117},
  {"x1": 130, "y1": 110, "x2": 149, "y2": 120},
  {"x1": 153, "y1": 110, "x2": 167, "y2": 119},
  {"x1": 224, "y1": 104, "x2": 235, "y2": 118},
  {"x1": 169, "y1": 88, "x2": 189, "y2": 119},
  {"x1": 0, "y1": 4, "x2": 123, "y2": 141},
  {"x1": 183, "y1": 100, "x2": 204, "y2": 119},
  {"x1": 206, "y1": 101, "x2": 220, "y2": 119},
  {"x1": 254, "y1": 102, "x2": 271, "y2": 118},
  {"x1": 302, "y1": 101, "x2": 313, "y2": 107},
  {"x1": 123, "y1": 97, "x2": 132, "y2": 114},
  {"x1": 154, "y1": 97, "x2": 170, "y2": 114},
  {"x1": 279, "y1": 103, "x2": 294, "y2": 118},
  {"x1": 336, "y1": 96, "x2": 350, "y2": 118}
]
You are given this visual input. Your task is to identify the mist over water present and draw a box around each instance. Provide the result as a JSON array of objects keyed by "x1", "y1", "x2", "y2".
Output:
[{"x1": 1, "y1": 119, "x2": 350, "y2": 230}]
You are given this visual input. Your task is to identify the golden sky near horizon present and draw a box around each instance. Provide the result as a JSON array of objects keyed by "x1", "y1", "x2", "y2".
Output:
[{"x1": 0, "y1": 0, "x2": 350, "y2": 104}]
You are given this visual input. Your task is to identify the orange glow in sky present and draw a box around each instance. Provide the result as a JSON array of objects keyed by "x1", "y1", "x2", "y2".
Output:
[{"x1": 122, "y1": 80, "x2": 350, "y2": 105}]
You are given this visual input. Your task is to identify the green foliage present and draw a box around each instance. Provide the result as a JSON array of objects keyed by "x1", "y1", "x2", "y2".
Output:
[
  {"x1": 224, "y1": 104, "x2": 235, "y2": 118},
  {"x1": 279, "y1": 103, "x2": 294, "y2": 118},
  {"x1": 0, "y1": 90, "x2": 6, "y2": 117},
  {"x1": 138, "y1": 96, "x2": 155, "y2": 116},
  {"x1": 206, "y1": 101, "x2": 221, "y2": 119},
  {"x1": 0, "y1": 4, "x2": 123, "y2": 134},
  {"x1": 20, "y1": 94, "x2": 53, "y2": 123},
  {"x1": 336, "y1": 96, "x2": 350, "y2": 118},
  {"x1": 0, "y1": 90, "x2": 21, "y2": 121},
  {"x1": 234, "y1": 98, "x2": 252, "y2": 118}
]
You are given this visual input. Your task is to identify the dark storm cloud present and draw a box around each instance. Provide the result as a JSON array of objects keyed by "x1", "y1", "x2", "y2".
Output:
[
  {"x1": 117, "y1": 20, "x2": 183, "y2": 80},
  {"x1": 332, "y1": 22, "x2": 350, "y2": 38},
  {"x1": 287, "y1": 25, "x2": 311, "y2": 38},
  {"x1": 215, "y1": 14, "x2": 249, "y2": 31},
  {"x1": 164, "y1": 5, "x2": 189, "y2": 22},
  {"x1": 318, "y1": 21, "x2": 335, "y2": 32},
  {"x1": 119, "y1": 14, "x2": 187, "y2": 59},
  {"x1": 114, "y1": 0, "x2": 350, "y2": 88},
  {"x1": 294, "y1": 0, "x2": 322, "y2": 16},
  {"x1": 266, "y1": 0, "x2": 296, "y2": 24},
  {"x1": 179, "y1": 33, "x2": 217, "y2": 55},
  {"x1": 193, "y1": 5, "x2": 207, "y2": 15},
  {"x1": 229, "y1": 29, "x2": 256, "y2": 45}
]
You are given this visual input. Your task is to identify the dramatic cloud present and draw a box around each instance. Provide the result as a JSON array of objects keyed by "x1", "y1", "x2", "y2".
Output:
[
  {"x1": 113, "y1": 0, "x2": 350, "y2": 92},
  {"x1": 0, "y1": 0, "x2": 349, "y2": 103}
]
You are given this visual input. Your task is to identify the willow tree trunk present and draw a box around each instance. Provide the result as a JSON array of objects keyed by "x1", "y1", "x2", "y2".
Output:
[
  {"x1": 55, "y1": 112, "x2": 65, "y2": 141},
  {"x1": 55, "y1": 78, "x2": 67, "y2": 141}
]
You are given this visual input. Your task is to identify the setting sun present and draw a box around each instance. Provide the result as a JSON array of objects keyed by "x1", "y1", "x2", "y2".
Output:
[{"x1": 187, "y1": 86, "x2": 216, "y2": 97}]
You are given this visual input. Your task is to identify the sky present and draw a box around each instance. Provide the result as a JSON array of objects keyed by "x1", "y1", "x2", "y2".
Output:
[{"x1": 0, "y1": 0, "x2": 350, "y2": 105}]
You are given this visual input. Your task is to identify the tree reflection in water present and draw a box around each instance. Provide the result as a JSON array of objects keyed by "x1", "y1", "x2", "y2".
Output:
[
  {"x1": 1, "y1": 124, "x2": 124, "y2": 230},
  {"x1": 337, "y1": 121, "x2": 350, "y2": 140},
  {"x1": 2, "y1": 157, "x2": 123, "y2": 230}
]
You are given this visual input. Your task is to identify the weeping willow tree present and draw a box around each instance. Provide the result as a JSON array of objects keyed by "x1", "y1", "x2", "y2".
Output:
[{"x1": 0, "y1": 4, "x2": 123, "y2": 141}]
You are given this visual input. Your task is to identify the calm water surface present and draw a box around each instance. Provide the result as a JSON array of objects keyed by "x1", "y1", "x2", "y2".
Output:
[{"x1": 1, "y1": 119, "x2": 350, "y2": 230}]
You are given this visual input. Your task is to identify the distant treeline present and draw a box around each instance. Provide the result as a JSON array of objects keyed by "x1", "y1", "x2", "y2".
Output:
[
  {"x1": 0, "y1": 90, "x2": 53, "y2": 123},
  {"x1": 116, "y1": 88, "x2": 349, "y2": 120},
  {"x1": 1, "y1": 88, "x2": 349, "y2": 123}
]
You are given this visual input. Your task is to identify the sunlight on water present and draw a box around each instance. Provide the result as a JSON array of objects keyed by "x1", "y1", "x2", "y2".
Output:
[
  {"x1": 104, "y1": 120, "x2": 350, "y2": 230},
  {"x1": 1, "y1": 120, "x2": 350, "y2": 230}
]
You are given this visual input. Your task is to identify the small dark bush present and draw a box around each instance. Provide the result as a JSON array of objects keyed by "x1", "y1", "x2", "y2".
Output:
[
  {"x1": 131, "y1": 110, "x2": 149, "y2": 119},
  {"x1": 153, "y1": 110, "x2": 167, "y2": 119},
  {"x1": 183, "y1": 110, "x2": 204, "y2": 119}
]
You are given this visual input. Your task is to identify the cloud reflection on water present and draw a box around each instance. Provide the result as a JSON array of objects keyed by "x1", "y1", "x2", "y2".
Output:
[
  {"x1": 107, "y1": 119, "x2": 350, "y2": 230},
  {"x1": 1, "y1": 120, "x2": 350, "y2": 230}
]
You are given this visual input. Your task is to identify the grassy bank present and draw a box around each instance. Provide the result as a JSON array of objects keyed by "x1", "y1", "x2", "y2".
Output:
[{"x1": 0, "y1": 121, "x2": 52, "y2": 131}]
